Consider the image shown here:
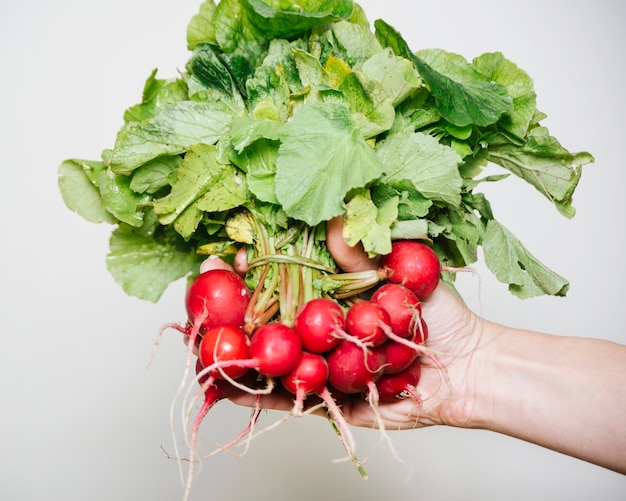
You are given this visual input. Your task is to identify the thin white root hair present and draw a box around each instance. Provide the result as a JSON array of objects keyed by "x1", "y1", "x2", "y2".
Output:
[
  {"x1": 182, "y1": 377, "x2": 215, "y2": 448},
  {"x1": 332, "y1": 326, "x2": 373, "y2": 351},
  {"x1": 441, "y1": 264, "x2": 476, "y2": 275},
  {"x1": 146, "y1": 322, "x2": 187, "y2": 369},
  {"x1": 180, "y1": 362, "x2": 274, "y2": 447},
  {"x1": 319, "y1": 388, "x2": 368, "y2": 479},
  {"x1": 216, "y1": 367, "x2": 275, "y2": 396},
  {"x1": 170, "y1": 315, "x2": 205, "y2": 489},
  {"x1": 367, "y1": 382, "x2": 413, "y2": 477},
  {"x1": 240, "y1": 401, "x2": 326, "y2": 450},
  {"x1": 180, "y1": 363, "x2": 252, "y2": 447},
  {"x1": 200, "y1": 398, "x2": 263, "y2": 460}
]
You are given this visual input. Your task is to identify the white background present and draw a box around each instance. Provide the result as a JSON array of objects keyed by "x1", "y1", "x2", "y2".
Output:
[{"x1": 2, "y1": 1, "x2": 625, "y2": 500}]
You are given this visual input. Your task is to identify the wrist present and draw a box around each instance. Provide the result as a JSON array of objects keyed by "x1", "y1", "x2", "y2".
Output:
[{"x1": 455, "y1": 319, "x2": 511, "y2": 431}]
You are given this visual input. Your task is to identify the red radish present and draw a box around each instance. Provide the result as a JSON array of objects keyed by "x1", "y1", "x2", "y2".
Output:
[
  {"x1": 185, "y1": 269, "x2": 250, "y2": 332},
  {"x1": 376, "y1": 358, "x2": 422, "y2": 403},
  {"x1": 198, "y1": 325, "x2": 250, "y2": 380},
  {"x1": 248, "y1": 323, "x2": 303, "y2": 377},
  {"x1": 197, "y1": 322, "x2": 302, "y2": 381},
  {"x1": 281, "y1": 352, "x2": 329, "y2": 415},
  {"x1": 294, "y1": 298, "x2": 343, "y2": 353},
  {"x1": 345, "y1": 300, "x2": 390, "y2": 347},
  {"x1": 371, "y1": 283, "x2": 422, "y2": 338},
  {"x1": 380, "y1": 340, "x2": 419, "y2": 374},
  {"x1": 326, "y1": 340, "x2": 386, "y2": 394},
  {"x1": 380, "y1": 240, "x2": 441, "y2": 299}
]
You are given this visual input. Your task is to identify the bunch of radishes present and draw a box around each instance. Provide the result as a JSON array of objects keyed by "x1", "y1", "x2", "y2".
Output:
[{"x1": 172, "y1": 238, "x2": 446, "y2": 483}]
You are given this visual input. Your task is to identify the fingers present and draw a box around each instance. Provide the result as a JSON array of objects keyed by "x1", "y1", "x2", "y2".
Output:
[
  {"x1": 233, "y1": 247, "x2": 249, "y2": 275},
  {"x1": 229, "y1": 390, "x2": 294, "y2": 412},
  {"x1": 325, "y1": 216, "x2": 380, "y2": 272},
  {"x1": 228, "y1": 387, "x2": 328, "y2": 417},
  {"x1": 200, "y1": 255, "x2": 235, "y2": 274},
  {"x1": 199, "y1": 247, "x2": 249, "y2": 276},
  {"x1": 228, "y1": 388, "x2": 426, "y2": 429}
]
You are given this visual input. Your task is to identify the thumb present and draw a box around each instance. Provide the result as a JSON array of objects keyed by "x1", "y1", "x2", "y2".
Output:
[{"x1": 325, "y1": 216, "x2": 380, "y2": 273}]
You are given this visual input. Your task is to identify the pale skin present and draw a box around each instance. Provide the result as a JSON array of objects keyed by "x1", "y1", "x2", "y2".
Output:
[{"x1": 202, "y1": 216, "x2": 626, "y2": 475}]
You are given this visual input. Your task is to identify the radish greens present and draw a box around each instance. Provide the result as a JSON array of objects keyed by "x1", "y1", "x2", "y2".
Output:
[{"x1": 58, "y1": 0, "x2": 593, "y2": 301}]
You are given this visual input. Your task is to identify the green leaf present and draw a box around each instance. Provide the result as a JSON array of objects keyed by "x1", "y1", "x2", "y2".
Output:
[
  {"x1": 129, "y1": 155, "x2": 181, "y2": 194},
  {"x1": 173, "y1": 167, "x2": 249, "y2": 239},
  {"x1": 487, "y1": 126, "x2": 594, "y2": 217},
  {"x1": 343, "y1": 189, "x2": 397, "y2": 256},
  {"x1": 339, "y1": 70, "x2": 395, "y2": 138},
  {"x1": 109, "y1": 101, "x2": 233, "y2": 175},
  {"x1": 213, "y1": 0, "x2": 264, "y2": 82},
  {"x1": 245, "y1": 39, "x2": 303, "y2": 121},
  {"x1": 153, "y1": 143, "x2": 247, "y2": 232},
  {"x1": 186, "y1": 43, "x2": 241, "y2": 96},
  {"x1": 372, "y1": 181, "x2": 432, "y2": 220},
  {"x1": 433, "y1": 207, "x2": 482, "y2": 266},
  {"x1": 98, "y1": 168, "x2": 150, "y2": 227},
  {"x1": 229, "y1": 116, "x2": 284, "y2": 152},
  {"x1": 123, "y1": 71, "x2": 189, "y2": 123},
  {"x1": 231, "y1": 139, "x2": 280, "y2": 204},
  {"x1": 187, "y1": 0, "x2": 217, "y2": 50},
  {"x1": 196, "y1": 167, "x2": 248, "y2": 212},
  {"x1": 483, "y1": 219, "x2": 569, "y2": 298},
  {"x1": 346, "y1": 1, "x2": 368, "y2": 26},
  {"x1": 415, "y1": 48, "x2": 514, "y2": 127},
  {"x1": 389, "y1": 219, "x2": 429, "y2": 241},
  {"x1": 472, "y1": 52, "x2": 537, "y2": 139},
  {"x1": 394, "y1": 87, "x2": 441, "y2": 131},
  {"x1": 172, "y1": 204, "x2": 205, "y2": 240},
  {"x1": 221, "y1": 117, "x2": 282, "y2": 205},
  {"x1": 445, "y1": 123, "x2": 473, "y2": 141},
  {"x1": 245, "y1": 0, "x2": 354, "y2": 39},
  {"x1": 185, "y1": 44, "x2": 245, "y2": 114},
  {"x1": 376, "y1": 128, "x2": 463, "y2": 207},
  {"x1": 374, "y1": 20, "x2": 513, "y2": 127},
  {"x1": 450, "y1": 139, "x2": 474, "y2": 159},
  {"x1": 357, "y1": 47, "x2": 422, "y2": 106},
  {"x1": 326, "y1": 20, "x2": 383, "y2": 67},
  {"x1": 58, "y1": 159, "x2": 118, "y2": 224},
  {"x1": 463, "y1": 191, "x2": 495, "y2": 220},
  {"x1": 106, "y1": 224, "x2": 199, "y2": 302},
  {"x1": 292, "y1": 47, "x2": 332, "y2": 89},
  {"x1": 275, "y1": 102, "x2": 384, "y2": 226}
]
